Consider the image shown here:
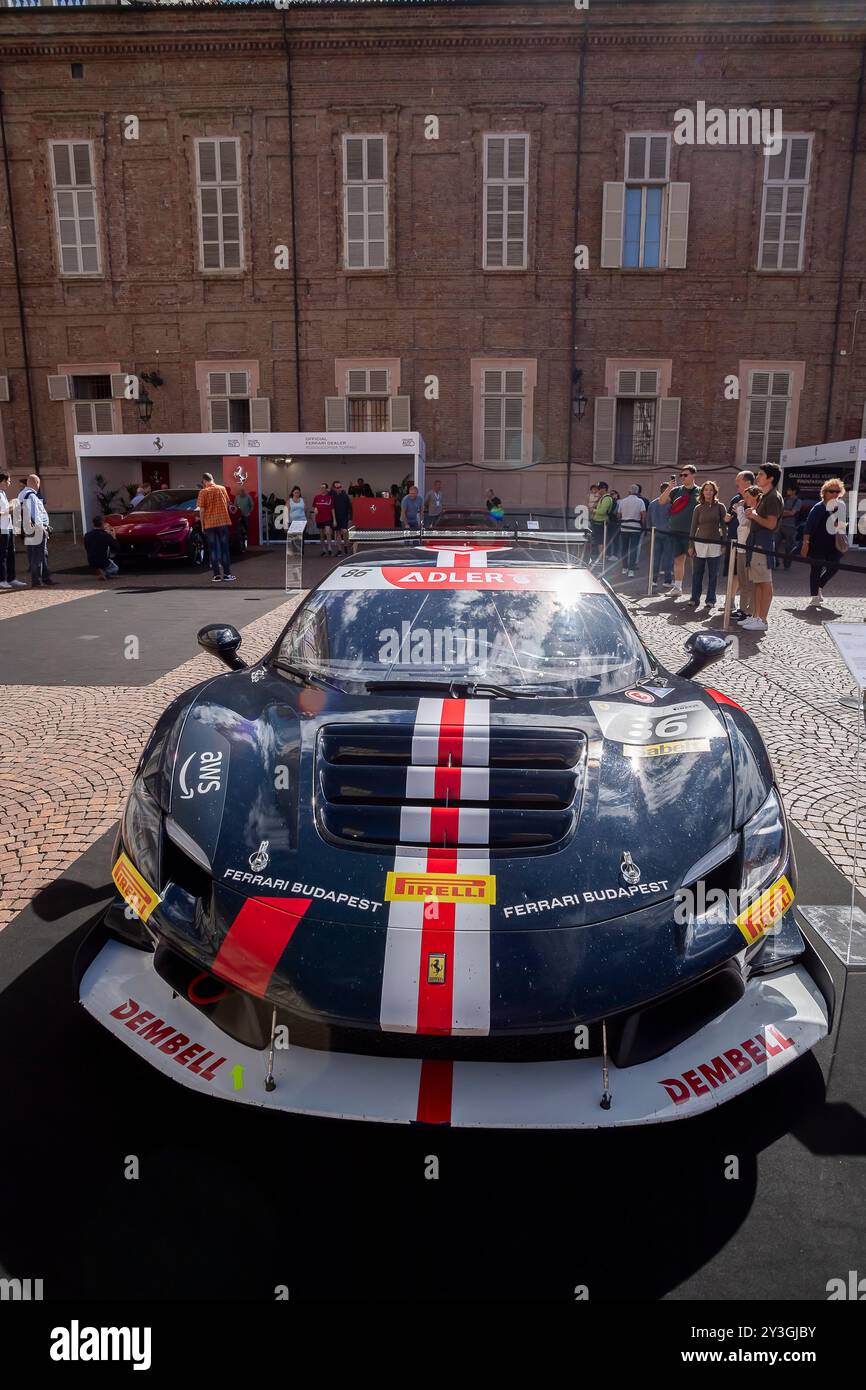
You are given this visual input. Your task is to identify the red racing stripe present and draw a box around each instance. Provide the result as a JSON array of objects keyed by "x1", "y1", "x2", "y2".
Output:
[
  {"x1": 416, "y1": 847, "x2": 458, "y2": 1034},
  {"x1": 433, "y1": 764, "x2": 462, "y2": 800},
  {"x1": 213, "y1": 896, "x2": 311, "y2": 997},
  {"x1": 416, "y1": 1059, "x2": 454, "y2": 1123},
  {"x1": 438, "y1": 698, "x2": 466, "y2": 766},
  {"x1": 430, "y1": 806, "x2": 460, "y2": 846}
]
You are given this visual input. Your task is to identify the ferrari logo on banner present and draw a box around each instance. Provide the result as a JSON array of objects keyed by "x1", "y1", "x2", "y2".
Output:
[
  {"x1": 112, "y1": 851, "x2": 161, "y2": 923},
  {"x1": 735, "y1": 875, "x2": 794, "y2": 944},
  {"x1": 427, "y1": 953, "x2": 447, "y2": 985}
]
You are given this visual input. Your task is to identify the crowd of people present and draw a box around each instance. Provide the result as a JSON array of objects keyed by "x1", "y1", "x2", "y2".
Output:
[{"x1": 588, "y1": 466, "x2": 851, "y2": 633}]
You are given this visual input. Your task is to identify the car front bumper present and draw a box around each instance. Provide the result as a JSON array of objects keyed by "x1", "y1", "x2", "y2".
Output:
[{"x1": 79, "y1": 937, "x2": 829, "y2": 1128}]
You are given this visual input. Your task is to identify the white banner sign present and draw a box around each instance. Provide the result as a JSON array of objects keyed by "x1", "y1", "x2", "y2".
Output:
[{"x1": 825, "y1": 623, "x2": 866, "y2": 690}]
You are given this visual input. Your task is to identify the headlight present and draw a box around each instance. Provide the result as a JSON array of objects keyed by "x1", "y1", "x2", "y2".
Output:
[
  {"x1": 157, "y1": 523, "x2": 187, "y2": 537},
  {"x1": 740, "y1": 787, "x2": 786, "y2": 903},
  {"x1": 121, "y1": 778, "x2": 162, "y2": 891}
]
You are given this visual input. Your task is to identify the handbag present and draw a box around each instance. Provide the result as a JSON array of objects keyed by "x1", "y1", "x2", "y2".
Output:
[{"x1": 835, "y1": 530, "x2": 849, "y2": 554}]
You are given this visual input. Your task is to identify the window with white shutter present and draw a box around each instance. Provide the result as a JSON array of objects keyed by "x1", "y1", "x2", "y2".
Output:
[
  {"x1": 745, "y1": 371, "x2": 791, "y2": 466},
  {"x1": 195, "y1": 138, "x2": 243, "y2": 271},
  {"x1": 343, "y1": 135, "x2": 388, "y2": 270},
  {"x1": 758, "y1": 135, "x2": 812, "y2": 272},
  {"x1": 50, "y1": 141, "x2": 101, "y2": 274},
  {"x1": 206, "y1": 369, "x2": 251, "y2": 431},
  {"x1": 482, "y1": 368, "x2": 525, "y2": 463},
  {"x1": 345, "y1": 367, "x2": 392, "y2": 431},
  {"x1": 483, "y1": 134, "x2": 529, "y2": 270},
  {"x1": 605, "y1": 134, "x2": 689, "y2": 271}
]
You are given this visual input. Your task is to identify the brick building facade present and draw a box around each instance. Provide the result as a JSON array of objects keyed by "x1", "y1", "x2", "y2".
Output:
[{"x1": 0, "y1": 0, "x2": 864, "y2": 515}]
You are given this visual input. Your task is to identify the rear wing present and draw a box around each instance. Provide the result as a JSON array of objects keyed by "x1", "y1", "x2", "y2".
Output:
[{"x1": 348, "y1": 526, "x2": 593, "y2": 546}]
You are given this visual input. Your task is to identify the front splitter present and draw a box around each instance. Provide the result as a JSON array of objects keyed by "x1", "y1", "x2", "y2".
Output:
[{"x1": 80, "y1": 941, "x2": 829, "y2": 1128}]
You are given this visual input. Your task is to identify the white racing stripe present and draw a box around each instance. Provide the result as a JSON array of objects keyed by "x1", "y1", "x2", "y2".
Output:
[{"x1": 380, "y1": 698, "x2": 493, "y2": 1035}]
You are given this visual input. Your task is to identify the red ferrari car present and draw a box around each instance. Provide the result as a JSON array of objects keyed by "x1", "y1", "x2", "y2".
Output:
[{"x1": 106, "y1": 488, "x2": 246, "y2": 567}]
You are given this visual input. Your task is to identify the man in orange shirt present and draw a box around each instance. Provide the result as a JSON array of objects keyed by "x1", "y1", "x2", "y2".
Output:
[{"x1": 197, "y1": 472, "x2": 236, "y2": 583}]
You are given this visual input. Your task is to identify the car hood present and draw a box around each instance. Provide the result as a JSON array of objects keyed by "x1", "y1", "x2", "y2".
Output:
[
  {"x1": 164, "y1": 670, "x2": 743, "y2": 931},
  {"x1": 114, "y1": 510, "x2": 193, "y2": 532}
]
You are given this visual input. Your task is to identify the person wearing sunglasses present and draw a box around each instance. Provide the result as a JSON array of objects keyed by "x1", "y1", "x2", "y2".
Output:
[
  {"x1": 659, "y1": 465, "x2": 700, "y2": 597},
  {"x1": 801, "y1": 478, "x2": 846, "y2": 607}
]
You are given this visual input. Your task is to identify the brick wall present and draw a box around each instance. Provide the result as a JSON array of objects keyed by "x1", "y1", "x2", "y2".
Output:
[{"x1": 0, "y1": 1, "x2": 863, "y2": 513}]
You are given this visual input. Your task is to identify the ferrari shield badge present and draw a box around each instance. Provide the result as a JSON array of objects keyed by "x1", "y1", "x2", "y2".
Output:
[
  {"x1": 427, "y1": 952, "x2": 447, "y2": 985},
  {"x1": 620, "y1": 851, "x2": 642, "y2": 886}
]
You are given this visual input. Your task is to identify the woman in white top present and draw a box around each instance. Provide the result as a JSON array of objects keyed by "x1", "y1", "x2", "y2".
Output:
[
  {"x1": 288, "y1": 486, "x2": 307, "y2": 527},
  {"x1": 687, "y1": 480, "x2": 727, "y2": 608}
]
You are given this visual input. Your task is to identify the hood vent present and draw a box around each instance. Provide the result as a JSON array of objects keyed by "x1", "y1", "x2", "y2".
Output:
[{"x1": 316, "y1": 723, "x2": 585, "y2": 852}]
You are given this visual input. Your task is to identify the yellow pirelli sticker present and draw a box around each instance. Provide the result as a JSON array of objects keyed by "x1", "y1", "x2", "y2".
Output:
[
  {"x1": 112, "y1": 851, "x2": 161, "y2": 924},
  {"x1": 735, "y1": 874, "x2": 794, "y2": 944},
  {"x1": 385, "y1": 871, "x2": 496, "y2": 905}
]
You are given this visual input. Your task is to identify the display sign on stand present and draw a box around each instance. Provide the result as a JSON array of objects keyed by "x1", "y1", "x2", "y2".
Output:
[{"x1": 285, "y1": 519, "x2": 307, "y2": 591}]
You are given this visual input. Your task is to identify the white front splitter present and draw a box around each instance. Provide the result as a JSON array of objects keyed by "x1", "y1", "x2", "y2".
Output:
[{"x1": 80, "y1": 941, "x2": 829, "y2": 1128}]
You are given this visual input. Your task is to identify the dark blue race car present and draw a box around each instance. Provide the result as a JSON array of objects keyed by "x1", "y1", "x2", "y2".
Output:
[{"x1": 77, "y1": 540, "x2": 831, "y2": 1127}]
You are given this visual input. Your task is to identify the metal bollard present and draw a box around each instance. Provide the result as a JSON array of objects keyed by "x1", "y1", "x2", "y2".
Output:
[
  {"x1": 646, "y1": 527, "x2": 656, "y2": 597},
  {"x1": 722, "y1": 540, "x2": 737, "y2": 630},
  {"x1": 601, "y1": 520, "x2": 607, "y2": 571}
]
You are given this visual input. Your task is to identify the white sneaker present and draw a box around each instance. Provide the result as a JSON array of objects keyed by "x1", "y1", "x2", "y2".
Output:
[
  {"x1": 10, "y1": 579, "x2": 26, "y2": 588},
  {"x1": 817, "y1": 588, "x2": 824, "y2": 602},
  {"x1": 808, "y1": 595, "x2": 822, "y2": 607},
  {"x1": 0, "y1": 581, "x2": 10, "y2": 589},
  {"x1": 667, "y1": 583, "x2": 682, "y2": 596},
  {"x1": 740, "y1": 617, "x2": 768, "y2": 631}
]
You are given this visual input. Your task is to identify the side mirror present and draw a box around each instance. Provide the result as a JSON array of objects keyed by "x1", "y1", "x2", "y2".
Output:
[
  {"x1": 676, "y1": 631, "x2": 732, "y2": 681},
  {"x1": 197, "y1": 623, "x2": 246, "y2": 670}
]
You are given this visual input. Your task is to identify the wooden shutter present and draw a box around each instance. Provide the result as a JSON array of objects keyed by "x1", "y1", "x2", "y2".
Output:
[
  {"x1": 325, "y1": 396, "x2": 348, "y2": 430},
  {"x1": 110, "y1": 373, "x2": 130, "y2": 399},
  {"x1": 601, "y1": 183, "x2": 625, "y2": 268},
  {"x1": 228, "y1": 371, "x2": 249, "y2": 397},
  {"x1": 0, "y1": 375, "x2": 9, "y2": 403},
  {"x1": 665, "y1": 183, "x2": 690, "y2": 268},
  {"x1": 638, "y1": 369, "x2": 659, "y2": 395},
  {"x1": 249, "y1": 397, "x2": 271, "y2": 431},
  {"x1": 593, "y1": 397, "x2": 616, "y2": 466},
  {"x1": 388, "y1": 396, "x2": 411, "y2": 431},
  {"x1": 72, "y1": 402, "x2": 93, "y2": 433},
  {"x1": 48, "y1": 374, "x2": 72, "y2": 401},
  {"x1": 92, "y1": 400, "x2": 114, "y2": 432},
  {"x1": 347, "y1": 369, "x2": 368, "y2": 394},
  {"x1": 208, "y1": 372, "x2": 228, "y2": 397},
  {"x1": 209, "y1": 398, "x2": 230, "y2": 431},
  {"x1": 617, "y1": 370, "x2": 638, "y2": 396},
  {"x1": 368, "y1": 369, "x2": 389, "y2": 394},
  {"x1": 656, "y1": 397, "x2": 681, "y2": 466}
]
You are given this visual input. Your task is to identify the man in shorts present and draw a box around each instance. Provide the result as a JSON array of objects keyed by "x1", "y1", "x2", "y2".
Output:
[
  {"x1": 330, "y1": 479, "x2": 352, "y2": 556},
  {"x1": 741, "y1": 463, "x2": 783, "y2": 632},
  {"x1": 659, "y1": 465, "x2": 700, "y2": 596},
  {"x1": 313, "y1": 482, "x2": 335, "y2": 556}
]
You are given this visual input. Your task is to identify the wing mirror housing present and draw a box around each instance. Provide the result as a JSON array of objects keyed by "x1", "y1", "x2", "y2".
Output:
[
  {"x1": 197, "y1": 623, "x2": 246, "y2": 670},
  {"x1": 676, "y1": 630, "x2": 732, "y2": 681}
]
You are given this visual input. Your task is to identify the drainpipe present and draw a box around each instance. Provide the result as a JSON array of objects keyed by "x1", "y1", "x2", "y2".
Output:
[
  {"x1": 564, "y1": 16, "x2": 589, "y2": 523},
  {"x1": 0, "y1": 85, "x2": 39, "y2": 471},
  {"x1": 282, "y1": 12, "x2": 303, "y2": 431},
  {"x1": 824, "y1": 39, "x2": 866, "y2": 441}
]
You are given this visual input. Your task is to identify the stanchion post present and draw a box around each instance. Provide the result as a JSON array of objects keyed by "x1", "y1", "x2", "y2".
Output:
[
  {"x1": 601, "y1": 520, "x2": 607, "y2": 570},
  {"x1": 722, "y1": 539, "x2": 737, "y2": 630},
  {"x1": 646, "y1": 527, "x2": 655, "y2": 597}
]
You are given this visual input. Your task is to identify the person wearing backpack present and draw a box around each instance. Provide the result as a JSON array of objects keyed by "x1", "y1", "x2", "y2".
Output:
[
  {"x1": 660, "y1": 465, "x2": 700, "y2": 597},
  {"x1": 590, "y1": 481, "x2": 614, "y2": 563}
]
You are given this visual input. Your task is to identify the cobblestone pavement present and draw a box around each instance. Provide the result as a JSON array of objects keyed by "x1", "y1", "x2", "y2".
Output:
[
  {"x1": 0, "y1": 563, "x2": 863, "y2": 930},
  {"x1": 0, "y1": 588, "x2": 303, "y2": 928}
]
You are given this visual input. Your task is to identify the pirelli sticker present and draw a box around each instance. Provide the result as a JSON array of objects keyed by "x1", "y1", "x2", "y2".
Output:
[
  {"x1": 385, "y1": 870, "x2": 496, "y2": 905},
  {"x1": 735, "y1": 874, "x2": 794, "y2": 944},
  {"x1": 112, "y1": 851, "x2": 161, "y2": 924}
]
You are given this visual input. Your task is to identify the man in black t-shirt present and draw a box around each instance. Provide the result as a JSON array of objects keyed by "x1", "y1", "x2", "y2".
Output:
[
  {"x1": 330, "y1": 480, "x2": 353, "y2": 555},
  {"x1": 84, "y1": 515, "x2": 119, "y2": 580}
]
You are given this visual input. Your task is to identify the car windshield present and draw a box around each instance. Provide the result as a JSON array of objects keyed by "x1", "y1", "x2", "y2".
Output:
[
  {"x1": 275, "y1": 569, "x2": 652, "y2": 695},
  {"x1": 135, "y1": 491, "x2": 197, "y2": 512}
]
